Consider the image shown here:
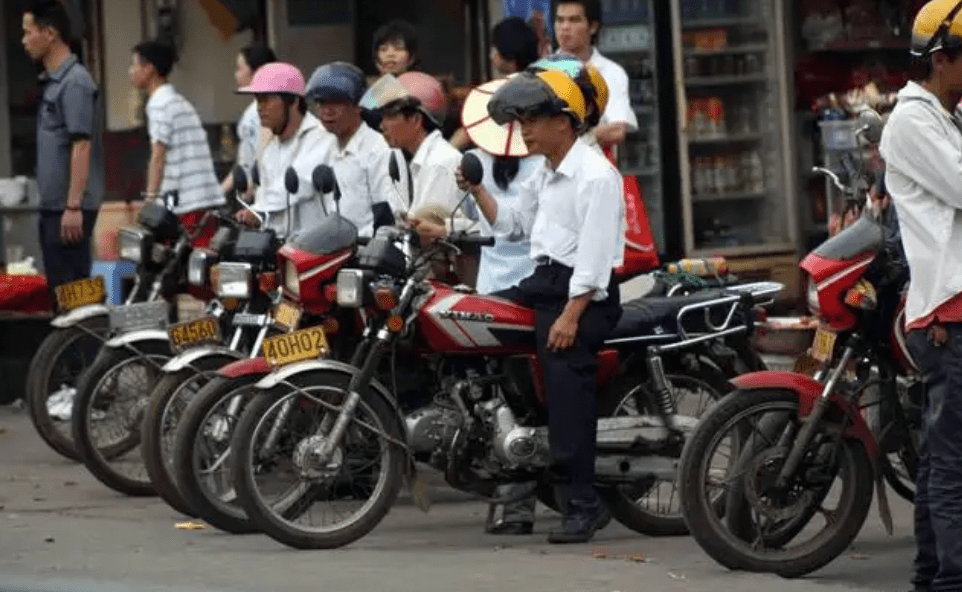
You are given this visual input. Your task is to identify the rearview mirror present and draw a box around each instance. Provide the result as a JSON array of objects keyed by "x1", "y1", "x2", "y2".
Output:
[
  {"x1": 388, "y1": 152, "x2": 401, "y2": 183},
  {"x1": 284, "y1": 167, "x2": 299, "y2": 195},
  {"x1": 856, "y1": 107, "x2": 884, "y2": 144},
  {"x1": 460, "y1": 152, "x2": 483, "y2": 186},
  {"x1": 232, "y1": 165, "x2": 248, "y2": 194},
  {"x1": 313, "y1": 164, "x2": 335, "y2": 194}
]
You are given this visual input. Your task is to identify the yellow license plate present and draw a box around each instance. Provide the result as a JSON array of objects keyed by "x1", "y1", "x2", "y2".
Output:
[
  {"x1": 55, "y1": 276, "x2": 107, "y2": 312},
  {"x1": 168, "y1": 316, "x2": 221, "y2": 352},
  {"x1": 811, "y1": 327, "x2": 837, "y2": 362},
  {"x1": 262, "y1": 326, "x2": 329, "y2": 367},
  {"x1": 273, "y1": 301, "x2": 302, "y2": 332}
]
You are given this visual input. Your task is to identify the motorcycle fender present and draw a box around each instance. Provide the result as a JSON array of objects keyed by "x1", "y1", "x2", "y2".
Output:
[
  {"x1": 50, "y1": 304, "x2": 111, "y2": 328},
  {"x1": 730, "y1": 370, "x2": 880, "y2": 459},
  {"x1": 104, "y1": 329, "x2": 169, "y2": 349},
  {"x1": 254, "y1": 358, "x2": 406, "y2": 438},
  {"x1": 219, "y1": 356, "x2": 271, "y2": 379},
  {"x1": 161, "y1": 347, "x2": 243, "y2": 373}
]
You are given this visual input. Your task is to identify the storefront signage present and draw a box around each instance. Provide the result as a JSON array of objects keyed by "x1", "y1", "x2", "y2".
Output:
[{"x1": 598, "y1": 24, "x2": 652, "y2": 53}]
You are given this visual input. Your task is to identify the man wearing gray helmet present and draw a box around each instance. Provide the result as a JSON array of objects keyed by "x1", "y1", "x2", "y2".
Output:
[{"x1": 306, "y1": 62, "x2": 398, "y2": 237}]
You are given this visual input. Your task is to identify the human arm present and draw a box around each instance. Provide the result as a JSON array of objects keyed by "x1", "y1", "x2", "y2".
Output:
[
  {"x1": 594, "y1": 64, "x2": 637, "y2": 147},
  {"x1": 455, "y1": 163, "x2": 538, "y2": 242},
  {"x1": 881, "y1": 109, "x2": 962, "y2": 210},
  {"x1": 60, "y1": 81, "x2": 98, "y2": 241},
  {"x1": 145, "y1": 101, "x2": 172, "y2": 195},
  {"x1": 147, "y1": 143, "x2": 167, "y2": 195},
  {"x1": 569, "y1": 174, "x2": 624, "y2": 299}
]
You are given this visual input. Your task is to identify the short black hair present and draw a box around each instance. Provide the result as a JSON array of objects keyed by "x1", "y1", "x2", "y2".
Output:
[
  {"x1": 492, "y1": 17, "x2": 540, "y2": 71},
  {"x1": 24, "y1": 0, "x2": 72, "y2": 43},
  {"x1": 240, "y1": 45, "x2": 277, "y2": 74},
  {"x1": 133, "y1": 40, "x2": 177, "y2": 78},
  {"x1": 553, "y1": 0, "x2": 602, "y2": 45},
  {"x1": 908, "y1": 47, "x2": 962, "y2": 82},
  {"x1": 372, "y1": 19, "x2": 420, "y2": 67}
]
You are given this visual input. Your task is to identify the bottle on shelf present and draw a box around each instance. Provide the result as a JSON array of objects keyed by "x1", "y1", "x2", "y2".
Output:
[{"x1": 219, "y1": 123, "x2": 236, "y2": 163}]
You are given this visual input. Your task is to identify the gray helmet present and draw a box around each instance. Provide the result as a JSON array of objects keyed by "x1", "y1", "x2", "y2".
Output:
[{"x1": 305, "y1": 62, "x2": 368, "y2": 104}]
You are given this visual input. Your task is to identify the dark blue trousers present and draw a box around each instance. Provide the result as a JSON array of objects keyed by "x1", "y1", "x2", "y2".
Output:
[{"x1": 38, "y1": 209, "x2": 98, "y2": 305}]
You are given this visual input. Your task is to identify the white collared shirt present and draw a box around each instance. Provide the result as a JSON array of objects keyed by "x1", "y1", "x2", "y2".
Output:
[
  {"x1": 236, "y1": 100, "x2": 260, "y2": 177},
  {"x1": 321, "y1": 122, "x2": 399, "y2": 238},
  {"x1": 493, "y1": 139, "x2": 625, "y2": 301},
  {"x1": 879, "y1": 81, "x2": 962, "y2": 326},
  {"x1": 397, "y1": 129, "x2": 476, "y2": 231},
  {"x1": 254, "y1": 112, "x2": 335, "y2": 236},
  {"x1": 589, "y1": 48, "x2": 638, "y2": 131}
]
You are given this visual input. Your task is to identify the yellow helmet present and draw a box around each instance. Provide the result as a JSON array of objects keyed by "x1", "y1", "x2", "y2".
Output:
[
  {"x1": 487, "y1": 69, "x2": 587, "y2": 128},
  {"x1": 911, "y1": 0, "x2": 962, "y2": 56},
  {"x1": 526, "y1": 54, "x2": 609, "y2": 128},
  {"x1": 584, "y1": 63, "x2": 609, "y2": 119}
]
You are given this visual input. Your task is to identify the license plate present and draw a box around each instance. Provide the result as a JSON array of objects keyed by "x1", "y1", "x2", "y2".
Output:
[
  {"x1": 168, "y1": 316, "x2": 221, "y2": 353},
  {"x1": 262, "y1": 326, "x2": 328, "y2": 367},
  {"x1": 55, "y1": 276, "x2": 106, "y2": 312},
  {"x1": 273, "y1": 301, "x2": 302, "y2": 332},
  {"x1": 811, "y1": 327, "x2": 837, "y2": 362}
]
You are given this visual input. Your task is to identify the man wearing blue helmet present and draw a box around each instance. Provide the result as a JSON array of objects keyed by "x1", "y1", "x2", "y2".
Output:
[{"x1": 306, "y1": 62, "x2": 398, "y2": 237}]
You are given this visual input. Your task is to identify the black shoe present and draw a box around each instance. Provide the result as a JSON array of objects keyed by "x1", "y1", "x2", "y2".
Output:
[
  {"x1": 547, "y1": 504, "x2": 610, "y2": 544},
  {"x1": 485, "y1": 521, "x2": 534, "y2": 535}
]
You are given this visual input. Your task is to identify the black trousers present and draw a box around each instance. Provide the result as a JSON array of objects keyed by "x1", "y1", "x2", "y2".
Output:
[
  {"x1": 495, "y1": 261, "x2": 622, "y2": 503},
  {"x1": 38, "y1": 209, "x2": 98, "y2": 300}
]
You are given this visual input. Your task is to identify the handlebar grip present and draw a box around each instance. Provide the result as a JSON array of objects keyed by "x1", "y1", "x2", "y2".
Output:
[
  {"x1": 356, "y1": 236, "x2": 371, "y2": 246},
  {"x1": 454, "y1": 234, "x2": 495, "y2": 248}
]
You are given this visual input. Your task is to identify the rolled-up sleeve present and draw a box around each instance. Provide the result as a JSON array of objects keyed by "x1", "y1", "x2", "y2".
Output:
[
  {"x1": 599, "y1": 66, "x2": 638, "y2": 131},
  {"x1": 61, "y1": 81, "x2": 96, "y2": 140},
  {"x1": 569, "y1": 175, "x2": 624, "y2": 298}
]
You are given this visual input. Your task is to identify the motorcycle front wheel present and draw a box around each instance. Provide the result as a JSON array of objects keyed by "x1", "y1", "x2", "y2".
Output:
[{"x1": 231, "y1": 369, "x2": 405, "y2": 549}]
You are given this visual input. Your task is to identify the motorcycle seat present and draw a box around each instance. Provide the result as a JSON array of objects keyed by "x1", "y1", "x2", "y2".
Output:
[{"x1": 607, "y1": 289, "x2": 742, "y2": 341}]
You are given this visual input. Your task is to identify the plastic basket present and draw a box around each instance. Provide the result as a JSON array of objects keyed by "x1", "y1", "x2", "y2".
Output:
[{"x1": 819, "y1": 120, "x2": 860, "y2": 151}]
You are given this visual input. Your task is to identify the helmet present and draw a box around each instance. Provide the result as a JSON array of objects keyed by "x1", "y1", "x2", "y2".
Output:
[
  {"x1": 306, "y1": 62, "x2": 368, "y2": 104},
  {"x1": 359, "y1": 72, "x2": 447, "y2": 127},
  {"x1": 237, "y1": 62, "x2": 305, "y2": 96},
  {"x1": 461, "y1": 76, "x2": 529, "y2": 157},
  {"x1": 528, "y1": 54, "x2": 608, "y2": 128},
  {"x1": 912, "y1": 0, "x2": 962, "y2": 56},
  {"x1": 487, "y1": 69, "x2": 587, "y2": 128}
]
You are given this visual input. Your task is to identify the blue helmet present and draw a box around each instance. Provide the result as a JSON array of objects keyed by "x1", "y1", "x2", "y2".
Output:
[{"x1": 305, "y1": 62, "x2": 368, "y2": 104}]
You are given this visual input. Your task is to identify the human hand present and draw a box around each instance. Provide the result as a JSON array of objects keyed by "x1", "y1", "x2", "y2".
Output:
[
  {"x1": 547, "y1": 312, "x2": 578, "y2": 351},
  {"x1": 61, "y1": 209, "x2": 84, "y2": 244},
  {"x1": 234, "y1": 209, "x2": 260, "y2": 228},
  {"x1": 455, "y1": 166, "x2": 481, "y2": 193},
  {"x1": 410, "y1": 217, "x2": 448, "y2": 244}
]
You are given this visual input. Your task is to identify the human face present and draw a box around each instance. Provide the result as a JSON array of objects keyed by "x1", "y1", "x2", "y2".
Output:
[
  {"x1": 380, "y1": 112, "x2": 418, "y2": 150},
  {"x1": 377, "y1": 40, "x2": 412, "y2": 75},
  {"x1": 256, "y1": 94, "x2": 288, "y2": 134},
  {"x1": 554, "y1": 2, "x2": 595, "y2": 54},
  {"x1": 518, "y1": 114, "x2": 557, "y2": 156},
  {"x1": 128, "y1": 53, "x2": 153, "y2": 90},
  {"x1": 315, "y1": 100, "x2": 360, "y2": 140},
  {"x1": 235, "y1": 53, "x2": 253, "y2": 88},
  {"x1": 21, "y1": 13, "x2": 54, "y2": 61},
  {"x1": 490, "y1": 48, "x2": 515, "y2": 77}
]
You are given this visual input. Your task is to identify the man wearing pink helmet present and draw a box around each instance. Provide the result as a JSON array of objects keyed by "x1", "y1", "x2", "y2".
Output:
[
  {"x1": 360, "y1": 71, "x2": 473, "y2": 235},
  {"x1": 235, "y1": 62, "x2": 334, "y2": 237},
  {"x1": 130, "y1": 40, "x2": 225, "y2": 246}
]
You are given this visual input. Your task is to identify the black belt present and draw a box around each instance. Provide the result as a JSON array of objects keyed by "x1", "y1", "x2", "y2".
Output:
[{"x1": 535, "y1": 255, "x2": 570, "y2": 268}]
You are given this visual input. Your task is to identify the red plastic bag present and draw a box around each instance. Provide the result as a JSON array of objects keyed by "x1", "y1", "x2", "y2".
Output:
[
  {"x1": 0, "y1": 274, "x2": 52, "y2": 314},
  {"x1": 604, "y1": 147, "x2": 660, "y2": 278}
]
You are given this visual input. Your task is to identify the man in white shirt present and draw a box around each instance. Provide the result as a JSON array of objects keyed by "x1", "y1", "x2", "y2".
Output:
[
  {"x1": 305, "y1": 62, "x2": 397, "y2": 238},
  {"x1": 553, "y1": 0, "x2": 638, "y2": 150},
  {"x1": 235, "y1": 62, "x2": 334, "y2": 238},
  {"x1": 462, "y1": 69, "x2": 624, "y2": 544},
  {"x1": 129, "y1": 40, "x2": 225, "y2": 246},
  {"x1": 878, "y1": 2, "x2": 962, "y2": 590}
]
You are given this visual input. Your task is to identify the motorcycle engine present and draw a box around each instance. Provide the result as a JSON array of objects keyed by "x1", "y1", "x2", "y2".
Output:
[
  {"x1": 479, "y1": 400, "x2": 549, "y2": 469},
  {"x1": 405, "y1": 404, "x2": 463, "y2": 455}
]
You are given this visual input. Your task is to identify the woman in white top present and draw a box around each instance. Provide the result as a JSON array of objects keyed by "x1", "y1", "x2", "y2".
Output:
[{"x1": 221, "y1": 45, "x2": 276, "y2": 195}]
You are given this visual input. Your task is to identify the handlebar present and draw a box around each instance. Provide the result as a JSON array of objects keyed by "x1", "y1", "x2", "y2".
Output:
[
  {"x1": 811, "y1": 167, "x2": 852, "y2": 195},
  {"x1": 449, "y1": 232, "x2": 495, "y2": 249}
]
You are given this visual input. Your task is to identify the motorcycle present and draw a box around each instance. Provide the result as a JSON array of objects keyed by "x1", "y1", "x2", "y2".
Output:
[
  {"x1": 677, "y1": 108, "x2": 921, "y2": 578},
  {"x1": 225, "y1": 166, "x2": 784, "y2": 549},
  {"x1": 26, "y1": 191, "x2": 214, "y2": 462}
]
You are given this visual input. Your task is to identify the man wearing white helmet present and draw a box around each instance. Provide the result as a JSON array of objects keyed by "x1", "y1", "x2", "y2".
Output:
[
  {"x1": 306, "y1": 62, "x2": 398, "y2": 238},
  {"x1": 235, "y1": 62, "x2": 334, "y2": 238},
  {"x1": 360, "y1": 72, "x2": 474, "y2": 235}
]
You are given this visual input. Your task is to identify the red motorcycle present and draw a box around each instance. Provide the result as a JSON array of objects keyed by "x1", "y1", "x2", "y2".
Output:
[
  {"x1": 224, "y1": 197, "x2": 783, "y2": 550},
  {"x1": 677, "y1": 168, "x2": 921, "y2": 577}
]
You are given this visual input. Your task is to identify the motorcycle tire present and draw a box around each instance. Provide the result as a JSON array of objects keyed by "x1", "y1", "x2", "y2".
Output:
[
  {"x1": 678, "y1": 389, "x2": 875, "y2": 578},
  {"x1": 142, "y1": 354, "x2": 239, "y2": 518},
  {"x1": 231, "y1": 369, "x2": 405, "y2": 549},
  {"x1": 72, "y1": 339, "x2": 172, "y2": 497},
  {"x1": 173, "y1": 374, "x2": 265, "y2": 534},
  {"x1": 27, "y1": 315, "x2": 110, "y2": 462}
]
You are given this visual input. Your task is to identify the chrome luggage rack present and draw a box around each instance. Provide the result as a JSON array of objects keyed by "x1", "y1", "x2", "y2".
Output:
[
  {"x1": 108, "y1": 300, "x2": 170, "y2": 333},
  {"x1": 604, "y1": 281, "x2": 784, "y2": 350}
]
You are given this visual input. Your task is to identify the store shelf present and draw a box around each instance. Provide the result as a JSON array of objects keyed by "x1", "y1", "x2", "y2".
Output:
[
  {"x1": 688, "y1": 133, "x2": 763, "y2": 145},
  {"x1": 684, "y1": 43, "x2": 769, "y2": 56},
  {"x1": 692, "y1": 191, "x2": 767, "y2": 203},
  {"x1": 686, "y1": 74, "x2": 768, "y2": 87},
  {"x1": 691, "y1": 242, "x2": 797, "y2": 258},
  {"x1": 808, "y1": 39, "x2": 909, "y2": 52},
  {"x1": 682, "y1": 17, "x2": 761, "y2": 29},
  {"x1": 623, "y1": 167, "x2": 661, "y2": 177}
]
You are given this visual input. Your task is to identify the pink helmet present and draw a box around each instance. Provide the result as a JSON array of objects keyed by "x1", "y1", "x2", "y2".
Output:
[
  {"x1": 237, "y1": 62, "x2": 305, "y2": 97},
  {"x1": 397, "y1": 72, "x2": 447, "y2": 126}
]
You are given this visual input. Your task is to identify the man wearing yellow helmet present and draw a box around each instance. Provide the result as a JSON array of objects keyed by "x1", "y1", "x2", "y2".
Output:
[
  {"x1": 460, "y1": 69, "x2": 624, "y2": 544},
  {"x1": 879, "y1": 1, "x2": 962, "y2": 590}
]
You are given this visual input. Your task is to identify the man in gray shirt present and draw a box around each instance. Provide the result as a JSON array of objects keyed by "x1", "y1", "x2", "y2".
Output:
[{"x1": 21, "y1": 0, "x2": 104, "y2": 296}]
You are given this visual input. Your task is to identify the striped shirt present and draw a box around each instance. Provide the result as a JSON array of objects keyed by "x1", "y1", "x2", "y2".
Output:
[{"x1": 146, "y1": 84, "x2": 225, "y2": 214}]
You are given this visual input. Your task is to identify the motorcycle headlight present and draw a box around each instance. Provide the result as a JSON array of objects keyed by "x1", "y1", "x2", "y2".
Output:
[
  {"x1": 188, "y1": 250, "x2": 215, "y2": 286},
  {"x1": 806, "y1": 276, "x2": 820, "y2": 315},
  {"x1": 117, "y1": 227, "x2": 149, "y2": 263},
  {"x1": 336, "y1": 269, "x2": 366, "y2": 308},
  {"x1": 211, "y1": 262, "x2": 252, "y2": 299},
  {"x1": 284, "y1": 259, "x2": 300, "y2": 298}
]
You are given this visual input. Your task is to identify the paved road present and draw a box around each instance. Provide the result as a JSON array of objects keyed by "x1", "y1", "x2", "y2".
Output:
[{"x1": 0, "y1": 405, "x2": 915, "y2": 592}]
